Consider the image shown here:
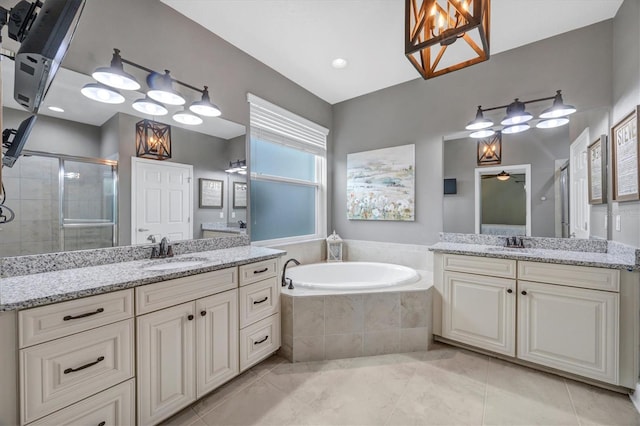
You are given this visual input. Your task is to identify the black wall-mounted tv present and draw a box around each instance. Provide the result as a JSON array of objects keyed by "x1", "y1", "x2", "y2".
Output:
[
  {"x1": 444, "y1": 178, "x2": 457, "y2": 195},
  {"x1": 13, "y1": 0, "x2": 85, "y2": 113},
  {"x1": 2, "y1": 115, "x2": 37, "y2": 168}
]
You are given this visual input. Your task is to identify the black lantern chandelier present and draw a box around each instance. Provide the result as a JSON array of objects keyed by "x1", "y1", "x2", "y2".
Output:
[
  {"x1": 136, "y1": 119, "x2": 172, "y2": 160},
  {"x1": 82, "y1": 49, "x2": 221, "y2": 126},
  {"x1": 465, "y1": 90, "x2": 577, "y2": 138},
  {"x1": 406, "y1": 0, "x2": 490, "y2": 79}
]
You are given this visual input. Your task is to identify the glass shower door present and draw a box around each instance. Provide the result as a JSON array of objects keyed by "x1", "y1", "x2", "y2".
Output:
[{"x1": 61, "y1": 159, "x2": 117, "y2": 251}]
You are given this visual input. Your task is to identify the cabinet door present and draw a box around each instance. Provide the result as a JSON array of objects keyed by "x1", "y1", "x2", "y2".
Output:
[
  {"x1": 518, "y1": 280, "x2": 619, "y2": 384},
  {"x1": 442, "y1": 271, "x2": 516, "y2": 356},
  {"x1": 196, "y1": 289, "x2": 239, "y2": 397},
  {"x1": 137, "y1": 302, "x2": 196, "y2": 425}
]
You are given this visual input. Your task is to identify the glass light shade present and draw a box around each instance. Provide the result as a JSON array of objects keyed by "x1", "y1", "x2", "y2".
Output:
[
  {"x1": 189, "y1": 87, "x2": 221, "y2": 117},
  {"x1": 470, "y1": 128, "x2": 495, "y2": 139},
  {"x1": 496, "y1": 171, "x2": 510, "y2": 181},
  {"x1": 148, "y1": 89, "x2": 186, "y2": 106},
  {"x1": 81, "y1": 83, "x2": 125, "y2": 104},
  {"x1": 502, "y1": 123, "x2": 530, "y2": 134},
  {"x1": 501, "y1": 99, "x2": 533, "y2": 125},
  {"x1": 173, "y1": 109, "x2": 203, "y2": 125},
  {"x1": 93, "y1": 67, "x2": 140, "y2": 91},
  {"x1": 539, "y1": 91, "x2": 576, "y2": 119},
  {"x1": 465, "y1": 107, "x2": 494, "y2": 130},
  {"x1": 132, "y1": 97, "x2": 169, "y2": 116},
  {"x1": 536, "y1": 117, "x2": 569, "y2": 129}
]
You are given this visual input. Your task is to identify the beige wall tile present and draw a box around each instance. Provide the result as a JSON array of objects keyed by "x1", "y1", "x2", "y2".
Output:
[
  {"x1": 293, "y1": 335, "x2": 325, "y2": 362},
  {"x1": 293, "y1": 296, "x2": 324, "y2": 336},
  {"x1": 325, "y1": 294, "x2": 364, "y2": 334},
  {"x1": 324, "y1": 333, "x2": 363, "y2": 360},
  {"x1": 364, "y1": 293, "x2": 400, "y2": 331},
  {"x1": 400, "y1": 327, "x2": 430, "y2": 352},
  {"x1": 400, "y1": 290, "x2": 430, "y2": 328},
  {"x1": 363, "y1": 330, "x2": 400, "y2": 356}
]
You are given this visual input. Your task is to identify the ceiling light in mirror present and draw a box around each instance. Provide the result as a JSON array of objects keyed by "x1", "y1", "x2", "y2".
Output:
[
  {"x1": 536, "y1": 117, "x2": 569, "y2": 129},
  {"x1": 502, "y1": 123, "x2": 530, "y2": 134},
  {"x1": 132, "y1": 96, "x2": 169, "y2": 116},
  {"x1": 48, "y1": 106, "x2": 64, "y2": 112},
  {"x1": 147, "y1": 71, "x2": 186, "y2": 105},
  {"x1": 81, "y1": 82, "x2": 125, "y2": 104},
  {"x1": 189, "y1": 86, "x2": 221, "y2": 117},
  {"x1": 173, "y1": 109, "x2": 203, "y2": 125},
  {"x1": 470, "y1": 128, "x2": 495, "y2": 139}
]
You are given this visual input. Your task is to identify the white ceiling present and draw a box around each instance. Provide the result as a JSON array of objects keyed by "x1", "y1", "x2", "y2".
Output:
[{"x1": 161, "y1": 0, "x2": 623, "y2": 105}]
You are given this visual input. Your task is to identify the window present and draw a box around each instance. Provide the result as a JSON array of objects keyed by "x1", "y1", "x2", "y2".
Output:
[{"x1": 248, "y1": 94, "x2": 328, "y2": 244}]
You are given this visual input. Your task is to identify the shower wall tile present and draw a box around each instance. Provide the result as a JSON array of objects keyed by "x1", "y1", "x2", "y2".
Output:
[
  {"x1": 19, "y1": 178, "x2": 55, "y2": 200},
  {"x1": 0, "y1": 221, "x2": 21, "y2": 243},
  {"x1": 21, "y1": 220, "x2": 52, "y2": 243},
  {"x1": 20, "y1": 199, "x2": 55, "y2": 221}
]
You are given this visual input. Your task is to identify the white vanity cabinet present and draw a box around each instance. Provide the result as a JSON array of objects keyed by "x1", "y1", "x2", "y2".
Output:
[
  {"x1": 434, "y1": 253, "x2": 638, "y2": 388},
  {"x1": 136, "y1": 268, "x2": 239, "y2": 425}
]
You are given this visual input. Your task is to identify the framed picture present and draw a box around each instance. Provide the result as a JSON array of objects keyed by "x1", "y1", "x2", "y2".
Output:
[
  {"x1": 587, "y1": 137, "x2": 606, "y2": 205},
  {"x1": 233, "y1": 181, "x2": 247, "y2": 208},
  {"x1": 199, "y1": 178, "x2": 223, "y2": 208},
  {"x1": 611, "y1": 106, "x2": 640, "y2": 202}
]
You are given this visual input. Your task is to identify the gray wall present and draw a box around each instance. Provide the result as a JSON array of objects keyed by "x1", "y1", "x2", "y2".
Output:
[
  {"x1": 610, "y1": 0, "x2": 640, "y2": 247},
  {"x1": 332, "y1": 21, "x2": 613, "y2": 244},
  {"x1": 443, "y1": 127, "x2": 568, "y2": 237}
]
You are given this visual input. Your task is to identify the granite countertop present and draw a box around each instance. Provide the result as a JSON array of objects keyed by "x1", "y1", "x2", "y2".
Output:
[
  {"x1": 201, "y1": 223, "x2": 247, "y2": 234},
  {"x1": 429, "y1": 242, "x2": 639, "y2": 271},
  {"x1": 0, "y1": 246, "x2": 285, "y2": 312}
]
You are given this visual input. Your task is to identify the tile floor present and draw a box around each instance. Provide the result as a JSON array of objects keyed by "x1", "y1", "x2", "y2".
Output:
[{"x1": 161, "y1": 343, "x2": 640, "y2": 426}]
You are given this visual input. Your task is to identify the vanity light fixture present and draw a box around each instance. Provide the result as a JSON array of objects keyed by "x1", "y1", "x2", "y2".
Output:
[
  {"x1": 47, "y1": 106, "x2": 64, "y2": 113},
  {"x1": 467, "y1": 90, "x2": 576, "y2": 138},
  {"x1": 225, "y1": 159, "x2": 247, "y2": 174},
  {"x1": 136, "y1": 119, "x2": 172, "y2": 160},
  {"x1": 405, "y1": 0, "x2": 490, "y2": 79},
  {"x1": 82, "y1": 48, "x2": 222, "y2": 124}
]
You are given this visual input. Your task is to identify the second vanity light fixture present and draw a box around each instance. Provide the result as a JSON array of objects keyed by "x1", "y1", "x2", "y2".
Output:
[
  {"x1": 81, "y1": 49, "x2": 221, "y2": 125},
  {"x1": 465, "y1": 90, "x2": 576, "y2": 138},
  {"x1": 225, "y1": 159, "x2": 247, "y2": 175}
]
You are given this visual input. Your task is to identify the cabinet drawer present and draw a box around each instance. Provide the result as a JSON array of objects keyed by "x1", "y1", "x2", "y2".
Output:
[
  {"x1": 240, "y1": 313, "x2": 280, "y2": 371},
  {"x1": 21, "y1": 319, "x2": 134, "y2": 424},
  {"x1": 239, "y1": 277, "x2": 279, "y2": 328},
  {"x1": 136, "y1": 268, "x2": 237, "y2": 314},
  {"x1": 19, "y1": 290, "x2": 133, "y2": 348},
  {"x1": 443, "y1": 254, "x2": 516, "y2": 279},
  {"x1": 29, "y1": 379, "x2": 135, "y2": 426},
  {"x1": 239, "y1": 259, "x2": 278, "y2": 286},
  {"x1": 518, "y1": 261, "x2": 620, "y2": 292}
]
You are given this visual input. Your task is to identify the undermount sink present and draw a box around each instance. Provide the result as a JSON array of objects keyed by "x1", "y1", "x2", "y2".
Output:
[
  {"x1": 142, "y1": 257, "x2": 207, "y2": 271},
  {"x1": 485, "y1": 246, "x2": 531, "y2": 253}
]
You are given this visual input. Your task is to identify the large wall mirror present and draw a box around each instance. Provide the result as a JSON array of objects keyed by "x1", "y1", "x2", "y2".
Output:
[
  {"x1": 1, "y1": 62, "x2": 247, "y2": 257},
  {"x1": 443, "y1": 106, "x2": 611, "y2": 239}
]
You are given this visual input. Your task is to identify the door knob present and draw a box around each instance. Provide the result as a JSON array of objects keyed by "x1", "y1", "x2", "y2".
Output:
[{"x1": 138, "y1": 228, "x2": 149, "y2": 232}]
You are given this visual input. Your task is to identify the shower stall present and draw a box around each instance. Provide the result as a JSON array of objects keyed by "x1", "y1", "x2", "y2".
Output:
[{"x1": 0, "y1": 151, "x2": 117, "y2": 257}]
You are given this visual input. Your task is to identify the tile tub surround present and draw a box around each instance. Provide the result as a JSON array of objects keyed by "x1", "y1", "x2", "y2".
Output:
[
  {"x1": 432, "y1": 233, "x2": 640, "y2": 270},
  {"x1": 0, "y1": 245, "x2": 285, "y2": 311},
  {"x1": 0, "y1": 234, "x2": 250, "y2": 278},
  {"x1": 280, "y1": 287, "x2": 433, "y2": 362}
]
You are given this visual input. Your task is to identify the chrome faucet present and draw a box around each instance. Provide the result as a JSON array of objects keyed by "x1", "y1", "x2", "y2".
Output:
[
  {"x1": 281, "y1": 258, "x2": 301, "y2": 288},
  {"x1": 159, "y1": 237, "x2": 170, "y2": 256}
]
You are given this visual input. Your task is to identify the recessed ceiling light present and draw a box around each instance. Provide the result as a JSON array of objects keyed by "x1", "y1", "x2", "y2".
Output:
[
  {"x1": 48, "y1": 106, "x2": 64, "y2": 112},
  {"x1": 331, "y1": 58, "x2": 348, "y2": 69}
]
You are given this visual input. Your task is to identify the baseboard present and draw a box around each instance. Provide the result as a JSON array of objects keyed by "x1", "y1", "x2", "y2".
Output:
[{"x1": 630, "y1": 382, "x2": 640, "y2": 414}]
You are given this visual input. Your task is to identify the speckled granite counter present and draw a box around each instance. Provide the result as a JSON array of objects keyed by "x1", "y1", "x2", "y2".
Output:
[
  {"x1": 430, "y1": 233, "x2": 640, "y2": 271},
  {"x1": 0, "y1": 246, "x2": 285, "y2": 312},
  {"x1": 201, "y1": 223, "x2": 247, "y2": 234}
]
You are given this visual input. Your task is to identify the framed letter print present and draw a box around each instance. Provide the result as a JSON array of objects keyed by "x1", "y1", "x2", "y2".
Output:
[
  {"x1": 611, "y1": 106, "x2": 639, "y2": 202},
  {"x1": 233, "y1": 182, "x2": 247, "y2": 208},
  {"x1": 199, "y1": 178, "x2": 223, "y2": 208},
  {"x1": 587, "y1": 137, "x2": 606, "y2": 205}
]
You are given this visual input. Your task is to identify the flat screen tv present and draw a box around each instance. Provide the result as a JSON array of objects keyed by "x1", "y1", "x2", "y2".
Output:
[
  {"x1": 13, "y1": 0, "x2": 85, "y2": 113},
  {"x1": 2, "y1": 115, "x2": 37, "y2": 168}
]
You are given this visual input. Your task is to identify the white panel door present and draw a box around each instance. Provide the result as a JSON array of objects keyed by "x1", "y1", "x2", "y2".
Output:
[
  {"x1": 196, "y1": 290, "x2": 239, "y2": 397},
  {"x1": 137, "y1": 302, "x2": 196, "y2": 425},
  {"x1": 132, "y1": 157, "x2": 193, "y2": 244},
  {"x1": 442, "y1": 271, "x2": 516, "y2": 356},
  {"x1": 569, "y1": 128, "x2": 590, "y2": 238},
  {"x1": 518, "y1": 280, "x2": 619, "y2": 384}
]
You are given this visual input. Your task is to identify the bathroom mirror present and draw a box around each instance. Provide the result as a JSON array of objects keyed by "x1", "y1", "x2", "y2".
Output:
[
  {"x1": 443, "y1": 106, "x2": 611, "y2": 239},
  {"x1": 0, "y1": 63, "x2": 247, "y2": 257}
]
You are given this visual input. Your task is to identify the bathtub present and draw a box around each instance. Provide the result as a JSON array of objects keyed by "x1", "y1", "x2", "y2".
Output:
[
  {"x1": 285, "y1": 261, "x2": 422, "y2": 291},
  {"x1": 280, "y1": 261, "x2": 433, "y2": 362}
]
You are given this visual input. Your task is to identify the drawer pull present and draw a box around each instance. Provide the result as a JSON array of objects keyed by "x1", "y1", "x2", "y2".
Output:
[
  {"x1": 253, "y1": 267, "x2": 269, "y2": 274},
  {"x1": 254, "y1": 335, "x2": 269, "y2": 345},
  {"x1": 253, "y1": 297, "x2": 269, "y2": 305},
  {"x1": 63, "y1": 308, "x2": 105, "y2": 321},
  {"x1": 98, "y1": 422, "x2": 106, "y2": 426},
  {"x1": 64, "y1": 356, "x2": 105, "y2": 374}
]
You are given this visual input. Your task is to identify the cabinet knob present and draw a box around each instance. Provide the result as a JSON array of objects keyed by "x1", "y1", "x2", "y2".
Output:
[
  {"x1": 521, "y1": 290, "x2": 527, "y2": 296},
  {"x1": 200, "y1": 310, "x2": 207, "y2": 316},
  {"x1": 507, "y1": 289, "x2": 513, "y2": 294},
  {"x1": 187, "y1": 314, "x2": 194, "y2": 321}
]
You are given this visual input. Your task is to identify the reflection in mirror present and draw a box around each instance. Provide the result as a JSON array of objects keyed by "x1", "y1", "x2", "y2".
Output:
[
  {"x1": 443, "y1": 107, "x2": 610, "y2": 238},
  {"x1": 0, "y1": 64, "x2": 246, "y2": 257}
]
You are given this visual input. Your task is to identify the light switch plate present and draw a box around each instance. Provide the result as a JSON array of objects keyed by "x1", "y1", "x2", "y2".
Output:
[
  {"x1": 232, "y1": 212, "x2": 236, "y2": 218},
  {"x1": 604, "y1": 215, "x2": 608, "y2": 229},
  {"x1": 219, "y1": 212, "x2": 224, "y2": 219},
  {"x1": 615, "y1": 215, "x2": 621, "y2": 231}
]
